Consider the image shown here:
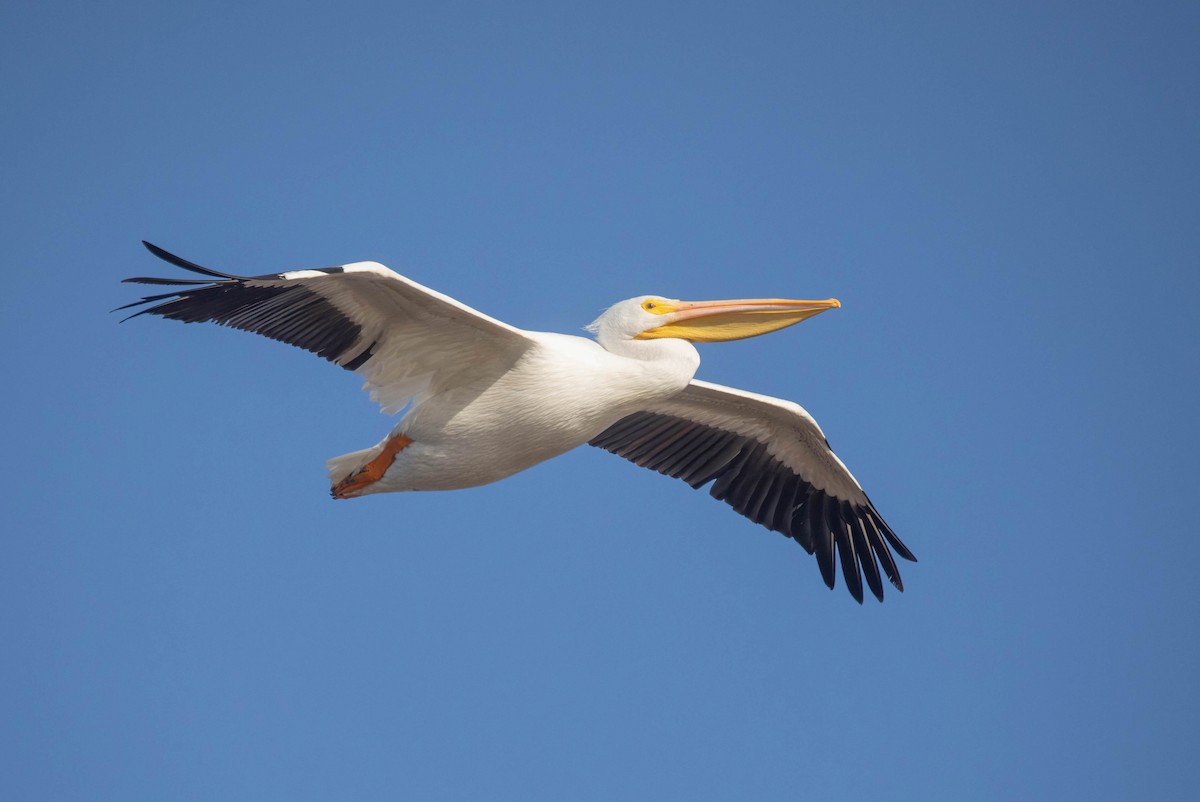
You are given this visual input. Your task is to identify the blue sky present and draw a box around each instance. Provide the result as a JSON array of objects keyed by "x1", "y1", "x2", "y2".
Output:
[{"x1": 3, "y1": 1, "x2": 1199, "y2": 799}]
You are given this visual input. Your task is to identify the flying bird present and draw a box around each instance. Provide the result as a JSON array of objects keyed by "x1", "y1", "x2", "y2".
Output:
[{"x1": 120, "y1": 242, "x2": 915, "y2": 602}]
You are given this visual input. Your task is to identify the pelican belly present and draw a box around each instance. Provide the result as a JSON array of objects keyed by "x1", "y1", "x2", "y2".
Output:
[{"x1": 364, "y1": 332, "x2": 698, "y2": 493}]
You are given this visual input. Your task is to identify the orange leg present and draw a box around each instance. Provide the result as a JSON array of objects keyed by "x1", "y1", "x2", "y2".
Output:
[{"x1": 331, "y1": 434, "x2": 414, "y2": 499}]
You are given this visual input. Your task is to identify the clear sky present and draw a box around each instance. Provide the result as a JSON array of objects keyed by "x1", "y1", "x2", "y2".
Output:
[{"x1": 3, "y1": 1, "x2": 1199, "y2": 799}]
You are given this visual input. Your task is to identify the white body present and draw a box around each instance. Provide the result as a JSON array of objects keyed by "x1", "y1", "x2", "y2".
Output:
[{"x1": 335, "y1": 332, "x2": 701, "y2": 492}]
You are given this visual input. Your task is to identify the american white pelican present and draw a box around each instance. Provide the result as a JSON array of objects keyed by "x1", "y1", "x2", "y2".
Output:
[{"x1": 121, "y1": 242, "x2": 915, "y2": 602}]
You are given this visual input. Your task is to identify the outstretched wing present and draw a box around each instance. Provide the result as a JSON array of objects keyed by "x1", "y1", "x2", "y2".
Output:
[
  {"x1": 589, "y1": 379, "x2": 915, "y2": 603},
  {"x1": 120, "y1": 242, "x2": 535, "y2": 413}
]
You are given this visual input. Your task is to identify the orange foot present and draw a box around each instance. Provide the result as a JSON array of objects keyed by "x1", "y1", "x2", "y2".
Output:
[{"x1": 331, "y1": 434, "x2": 414, "y2": 499}]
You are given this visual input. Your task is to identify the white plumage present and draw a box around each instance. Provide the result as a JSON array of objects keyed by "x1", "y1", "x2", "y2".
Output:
[{"x1": 121, "y1": 242, "x2": 915, "y2": 602}]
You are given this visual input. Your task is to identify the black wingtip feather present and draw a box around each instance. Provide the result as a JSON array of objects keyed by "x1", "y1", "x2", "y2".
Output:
[
  {"x1": 809, "y1": 494, "x2": 836, "y2": 590},
  {"x1": 122, "y1": 276, "x2": 215, "y2": 286},
  {"x1": 831, "y1": 498, "x2": 864, "y2": 603},
  {"x1": 847, "y1": 507, "x2": 884, "y2": 602},
  {"x1": 867, "y1": 507, "x2": 917, "y2": 563},
  {"x1": 141, "y1": 241, "x2": 241, "y2": 280},
  {"x1": 862, "y1": 515, "x2": 904, "y2": 591}
]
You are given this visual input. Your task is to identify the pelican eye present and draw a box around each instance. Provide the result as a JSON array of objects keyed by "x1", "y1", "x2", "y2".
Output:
[{"x1": 642, "y1": 301, "x2": 656, "y2": 311}]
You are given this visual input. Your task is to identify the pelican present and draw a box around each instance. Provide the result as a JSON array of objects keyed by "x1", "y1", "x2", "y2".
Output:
[{"x1": 120, "y1": 241, "x2": 915, "y2": 602}]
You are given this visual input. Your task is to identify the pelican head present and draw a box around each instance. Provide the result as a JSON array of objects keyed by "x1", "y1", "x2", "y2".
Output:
[{"x1": 590, "y1": 294, "x2": 841, "y2": 350}]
